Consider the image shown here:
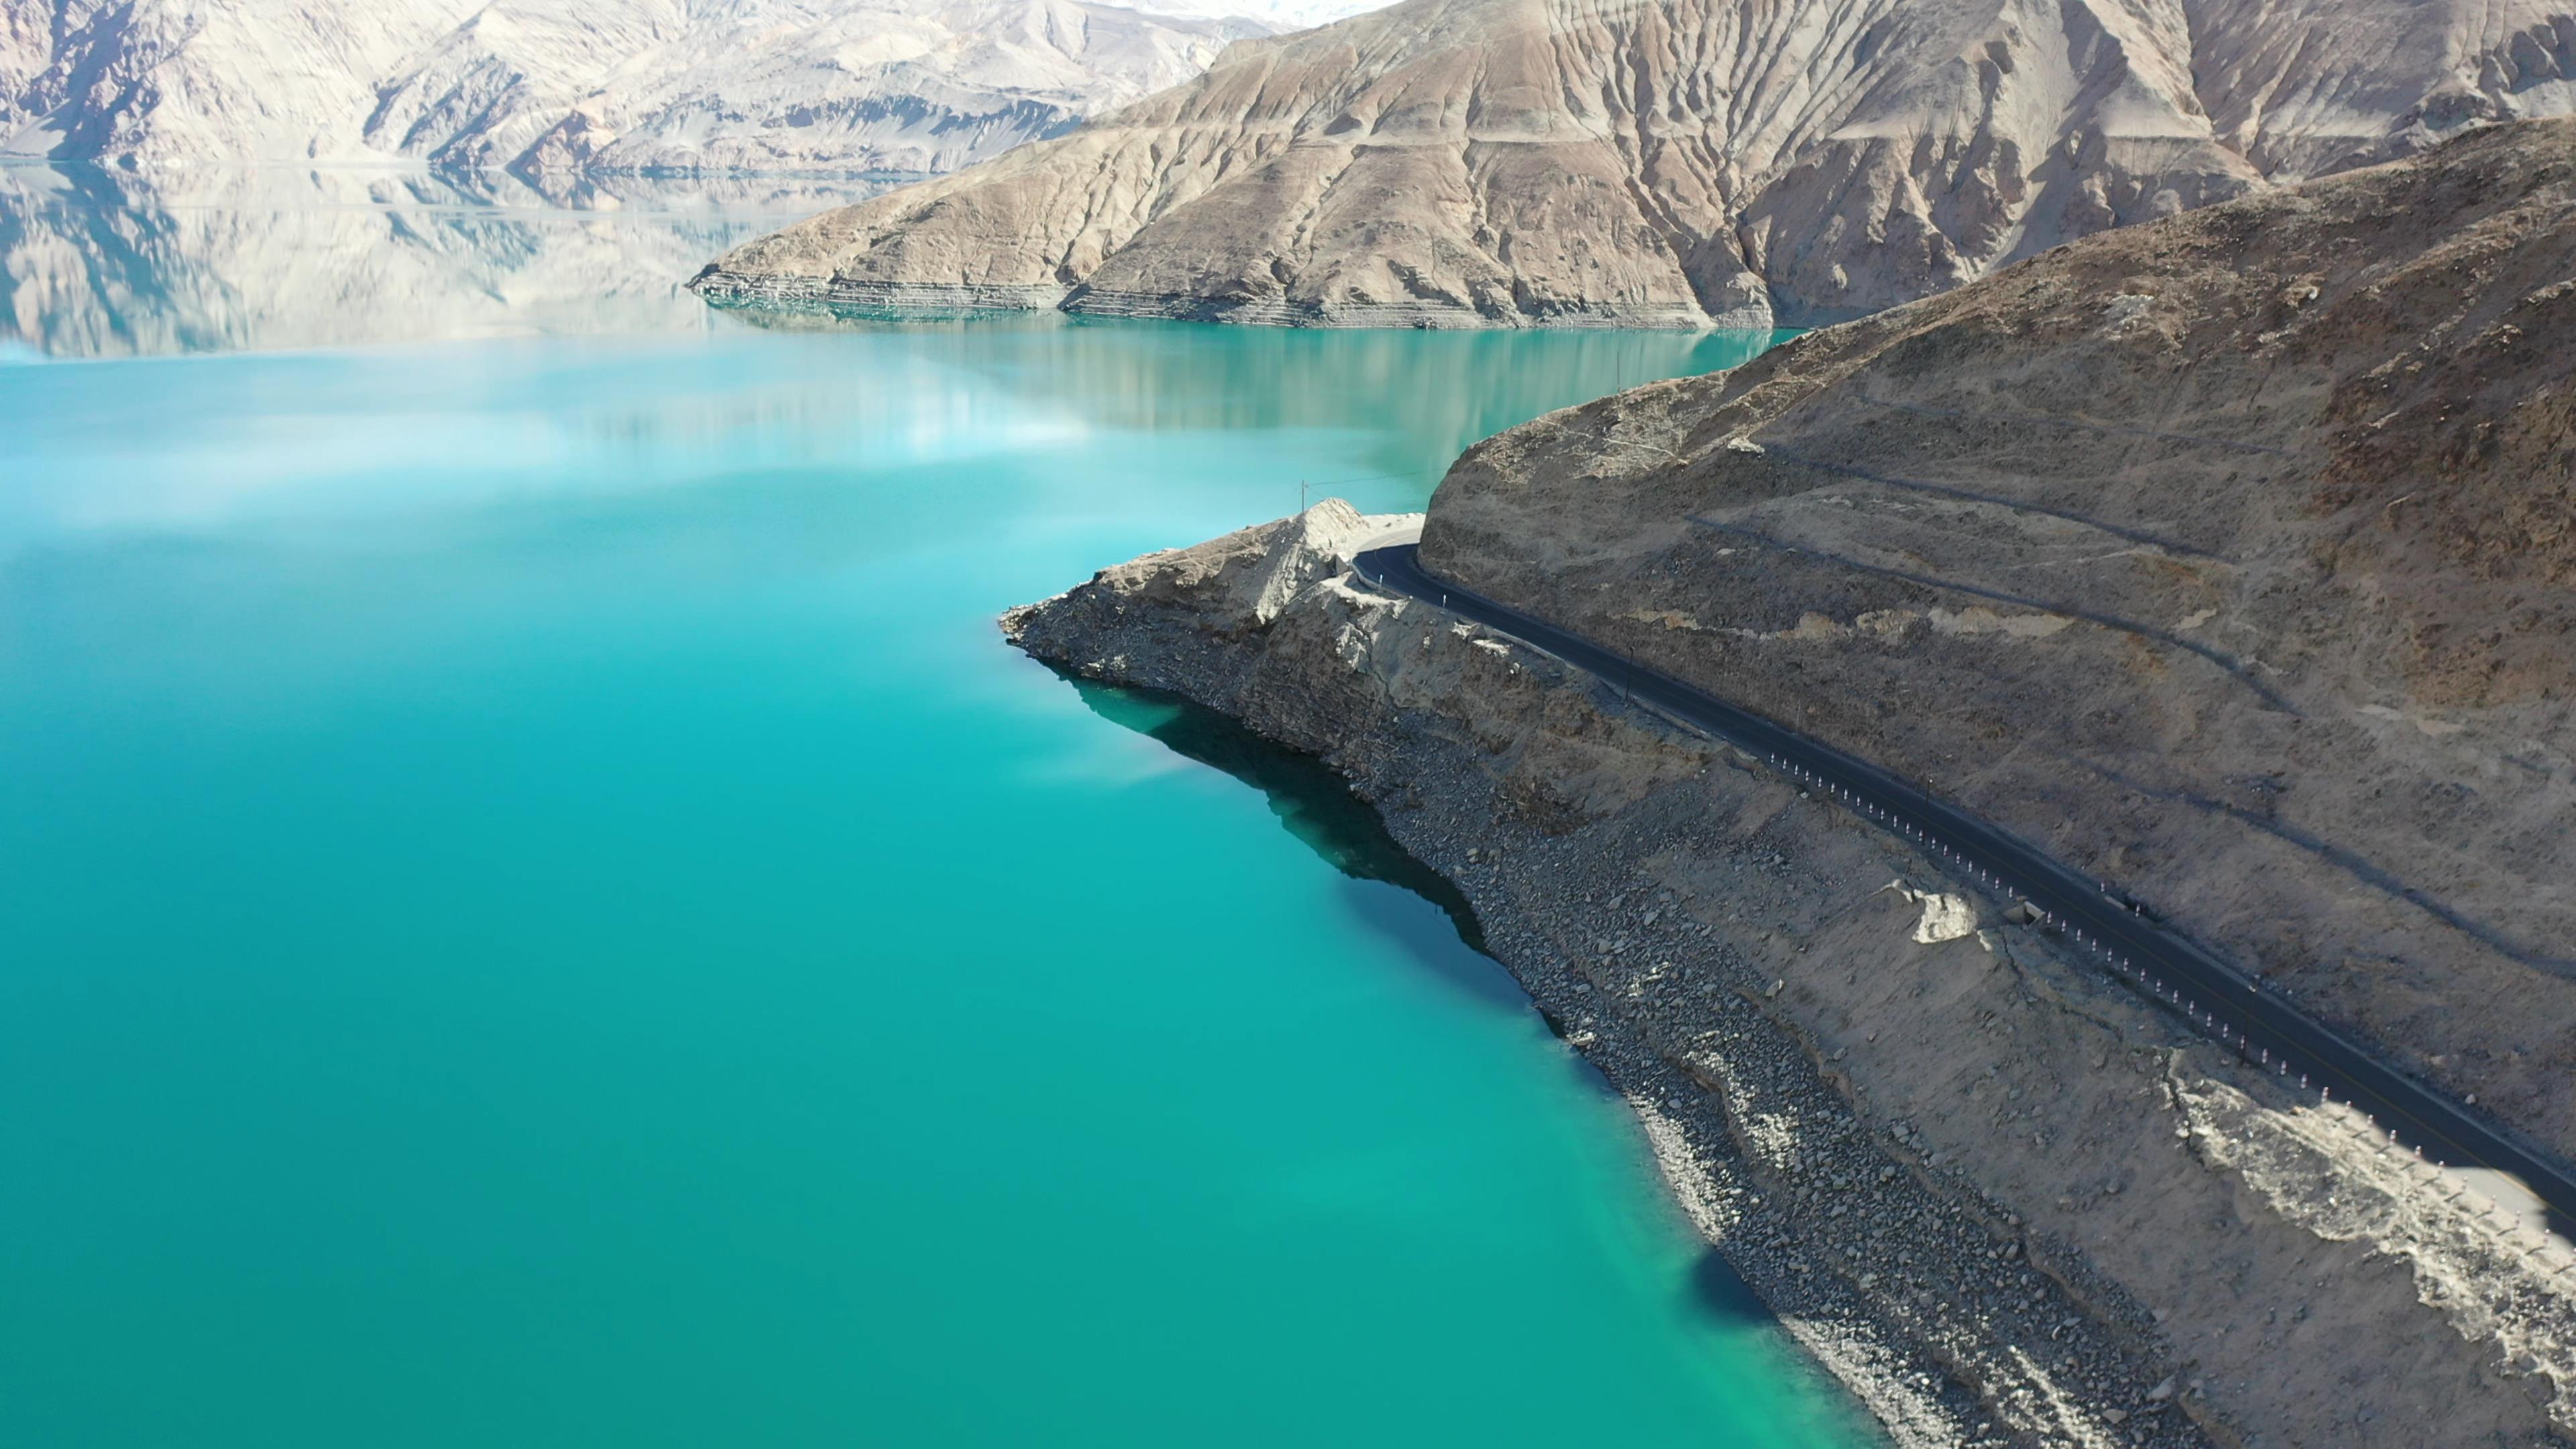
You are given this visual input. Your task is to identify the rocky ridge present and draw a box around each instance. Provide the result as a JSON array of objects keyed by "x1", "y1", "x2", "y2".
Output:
[
  {"x1": 1004, "y1": 500, "x2": 2576, "y2": 1447},
  {"x1": 694, "y1": 0, "x2": 2576, "y2": 329}
]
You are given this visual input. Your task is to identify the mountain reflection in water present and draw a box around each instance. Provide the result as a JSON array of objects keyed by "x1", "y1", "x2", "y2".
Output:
[
  {"x1": 0, "y1": 164, "x2": 1788, "y2": 448},
  {"x1": 0, "y1": 163, "x2": 906, "y2": 358}
]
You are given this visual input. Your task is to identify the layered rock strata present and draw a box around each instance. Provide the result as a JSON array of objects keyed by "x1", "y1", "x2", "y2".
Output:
[
  {"x1": 696, "y1": 0, "x2": 2576, "y2": 328},
  {"x1": 1005, "y1": 500, "x2": 2576, "y2": 1448}
]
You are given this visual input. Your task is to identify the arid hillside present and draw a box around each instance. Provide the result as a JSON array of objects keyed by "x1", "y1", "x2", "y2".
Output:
[
  {"x1": 1420, "y1": 116, "x2": 2576, "y2": 1157},
  {"x1": 695, "y1": 0, "x2": 2576, "y2": 327}
]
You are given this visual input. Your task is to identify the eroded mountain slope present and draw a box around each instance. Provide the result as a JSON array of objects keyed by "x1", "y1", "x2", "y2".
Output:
[{"x1": 695, "y1": 0, "x2": 2576, "y2": 327}]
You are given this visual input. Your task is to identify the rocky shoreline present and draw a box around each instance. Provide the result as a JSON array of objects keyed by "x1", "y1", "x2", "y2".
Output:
[
  {"x1": 1052, "y1": 286, "x2": 1724, "y2": 330},
  {"x1": 684, "y1": 270, "x2": 1729, "y2": 329},
  {"x1": 688, "y1": 270, "x2": 1071, "y2": 317},
  {"x1": 1003, "y1": 502, "x2": 2576, "y2": 1449}
]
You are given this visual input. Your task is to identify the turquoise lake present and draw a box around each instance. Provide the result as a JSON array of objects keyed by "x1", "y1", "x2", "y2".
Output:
[{"x1": 0, "y1": 168, "x2": 1875, "y2": 1446}]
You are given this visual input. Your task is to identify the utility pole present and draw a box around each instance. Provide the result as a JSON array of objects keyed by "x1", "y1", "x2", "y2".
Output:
[{"x1": 1299, "y1": 480, "x2": 1308, "y2": 513}]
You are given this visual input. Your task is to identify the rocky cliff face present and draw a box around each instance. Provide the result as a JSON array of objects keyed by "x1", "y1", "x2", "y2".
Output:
[
  {"x1": 0, "y1": 0, "x2": 1275, "y2": 175},
  {"x1": 696, "y1": 0, "x2": 2576, "y2": 328}
]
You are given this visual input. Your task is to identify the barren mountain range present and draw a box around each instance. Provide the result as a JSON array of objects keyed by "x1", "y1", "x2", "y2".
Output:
[
  {"x1": 0, "y1": 0, "x2": 1330, "y2": 175},
  {"x1": 697, "y1": 0, "x2": 2576, "y2": 327}
]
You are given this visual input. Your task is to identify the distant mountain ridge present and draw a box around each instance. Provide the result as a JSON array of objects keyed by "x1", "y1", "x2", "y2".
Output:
[
  {"x1": 0, "y1": 0, "x2": 1312, "y2": 175},
  {"x1": 692, "y1": 0, "x2": 2576, "y2": 328}
]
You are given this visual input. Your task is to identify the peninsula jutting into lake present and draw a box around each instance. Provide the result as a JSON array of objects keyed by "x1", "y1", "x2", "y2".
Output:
[
  {"x1": 9, "y1": 0, "x2": 2576, "y2": 1440},
  {"x1": 999, "y1": 121, "x2": 2576, "y2": 1446}
]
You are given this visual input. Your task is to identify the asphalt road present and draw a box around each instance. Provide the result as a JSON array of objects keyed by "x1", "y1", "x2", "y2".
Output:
[{"x1": 1353, "y1": 541, "x2": 2576, "y2": 1231}]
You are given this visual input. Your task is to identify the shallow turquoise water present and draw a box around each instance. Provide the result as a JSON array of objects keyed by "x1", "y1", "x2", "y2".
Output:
[{"x1": 1, "y1": 179, "x2": 1872, "y2": 1447}]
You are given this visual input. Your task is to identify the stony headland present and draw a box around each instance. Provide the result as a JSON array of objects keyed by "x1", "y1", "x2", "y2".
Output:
[
  {"x1": 1004, "y1": 121, "x2": 2576, "y2": 1446},
  {"x1": 694, "y1": 0, "x2": 2576, "y2": 329}
]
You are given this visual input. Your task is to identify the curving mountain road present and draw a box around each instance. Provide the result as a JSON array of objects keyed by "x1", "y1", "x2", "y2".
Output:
[{"x1": 1352, "y1": 541, "x2": 2576, "y2": 1231}]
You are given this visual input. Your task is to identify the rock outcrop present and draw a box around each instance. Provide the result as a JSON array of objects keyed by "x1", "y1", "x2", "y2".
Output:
[
  {"x1": 1006, "y1": 500, "x2": 2576, "y2": 1448},
  {"x1": 1001, "y1": 118, "x2": 2576, "y2": 1446},
  {"x1": 696, "y1": 0, "x2": 2576, "y2": 328},
  {"x1": 1, "y1": 0, "x2": 1275, "y2": 175}
]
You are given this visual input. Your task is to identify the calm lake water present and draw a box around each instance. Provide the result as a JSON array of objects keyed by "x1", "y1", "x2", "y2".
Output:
[{"x1": 0, "y1": 166, "x2": 1874, "y2": 1447}]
